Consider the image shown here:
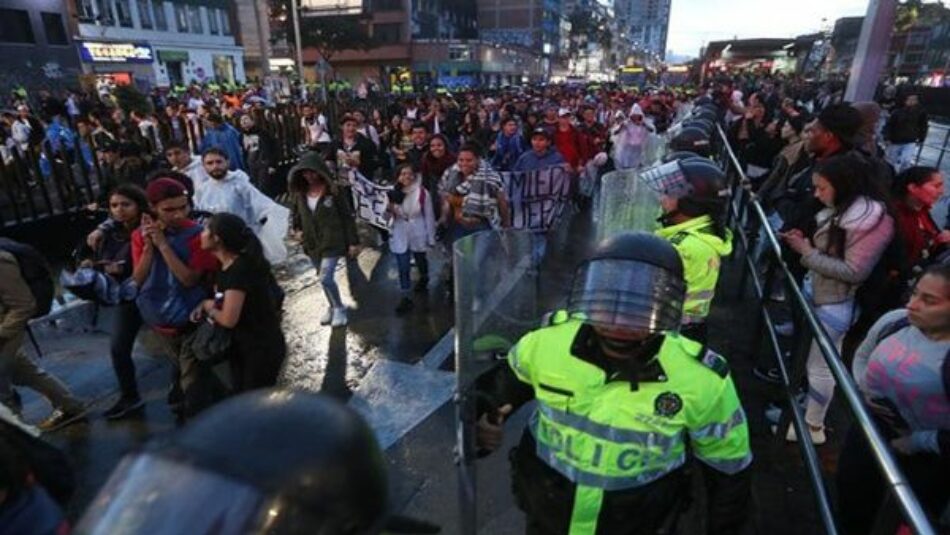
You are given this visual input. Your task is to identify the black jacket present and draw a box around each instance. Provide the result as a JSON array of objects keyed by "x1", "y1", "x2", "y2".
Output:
[
  {"x1": 330, "y1": 134, "x2": 378, "y2": 180},
  {"x1": 884, "y1": 105, "x2": 928, "y2": 144}
]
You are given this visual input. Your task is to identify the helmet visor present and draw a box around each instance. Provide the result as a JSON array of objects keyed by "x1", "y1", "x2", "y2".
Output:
[
  {"x1": 75, "y1": 453, "x2": 265, "y2": 535},
  {"x1": 639, "y1": 160, "x2": 692, "y2": 199},
  {"x1": 567, "y1": 259, "x2": 685, "y2": 332}
]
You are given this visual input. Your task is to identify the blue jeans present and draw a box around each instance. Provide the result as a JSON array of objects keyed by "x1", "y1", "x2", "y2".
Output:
[
  {"x1": 315, "y1": 256, "x2": 343, "y2": 309},
  {"x1": 395, "y1": 251, "x2": 429, "y2": 294}
]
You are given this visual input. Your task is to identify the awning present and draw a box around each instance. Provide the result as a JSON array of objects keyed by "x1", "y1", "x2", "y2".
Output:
[{"x1": 158, "y1": 50, "x2": 189, "y2": 62}]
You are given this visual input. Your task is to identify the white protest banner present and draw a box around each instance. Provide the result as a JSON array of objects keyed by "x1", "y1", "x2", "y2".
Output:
[
  {"x1": 501, "y1": 165, "x2": 574, "y2": 232},
  {"x1": 346, "y1": 170, "x2": 393, "y2": 230}
]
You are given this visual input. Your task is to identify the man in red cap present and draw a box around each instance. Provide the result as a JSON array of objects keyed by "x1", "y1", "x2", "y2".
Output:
[{"x1": 132, "y1": 172, "x2": 219, "y2": 417}]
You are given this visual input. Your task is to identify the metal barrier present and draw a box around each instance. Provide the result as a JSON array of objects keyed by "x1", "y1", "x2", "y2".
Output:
[
  {"x1": 914, "y1": 121, "x2": 950, "y2": 170},
  {"x1": 715, "y1": 125, "x2": 937, "y2": 535}
]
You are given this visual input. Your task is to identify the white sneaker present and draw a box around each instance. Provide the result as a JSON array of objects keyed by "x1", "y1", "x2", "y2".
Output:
[
  {"x1": 319, "y1": 309, "x2": 332, "y2": 326},
  {"x1": 779, "y1": 423, "x2": 826, "y2": 446},
  {"x1": 330, "y1": 307, "x2": 348, "y2": 328}
]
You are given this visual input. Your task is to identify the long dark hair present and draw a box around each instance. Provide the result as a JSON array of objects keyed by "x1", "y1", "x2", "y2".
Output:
[
  {"x1": 109, "y1": 183, "x2": 148, "y2": 229},
  {"x1": 814, "y1": 153, "x2": 886, "y2": 258},
  {"x1": 207, "y1": 212, "x2": 270, "y2": 274},
  {"x1": 892, "y1": 165, "x2": 939, "y2": 200}
]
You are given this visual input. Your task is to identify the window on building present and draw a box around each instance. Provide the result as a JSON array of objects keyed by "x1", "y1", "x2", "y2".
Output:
[
  {"x1": 41, "y1": 12, "x2": 68, "y2": 45},
  {"x1": 188, "y1": 5, "x2": 202, "y2": 33},
  {"x1": 76, "y1": 0, "x2": 96, "y2": 22},
  {"x1": 374, "y1": 22, "x2": 401, "y2": 44},
  {"x1": 153, "y1": 0, "x2": 167, "y2": 30},
  {"x1": 207, "y1": 7, "x2": 218, "y2": 34},
  {"x1": 115, "y1": 0, "x2": 133, "y2": 27},
  {"x1": 0, "y1": 9, "x2": 33, "y2": 43},
  {"x1": 449, "y1": 44, "x2": 472, "y2": 61},
  {"x1": 174, "y1": 2, "x2": 187, "y2": 31},
  {"x1": 220, "y1": 8, "x2": 231, "y2": 35},
  {"x1": 137, "y1": 0, "x2": 152, "y2": 29},
  {"x1": 96, "y1": 0, "x2": 114, "y2": 24}
]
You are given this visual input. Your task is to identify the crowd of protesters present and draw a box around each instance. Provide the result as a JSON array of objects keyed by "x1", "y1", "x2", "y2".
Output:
[{"x1": 0, "y1": 74, "x2": 947, "y2": 533}]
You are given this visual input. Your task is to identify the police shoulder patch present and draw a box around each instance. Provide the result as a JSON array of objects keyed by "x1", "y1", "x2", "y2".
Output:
[
  {"x1": 654, "y1": 391, "x2": 683, "y2": 417},
  {"x1": 699, "y1": 349, "x2": 730, "y2": 378}
]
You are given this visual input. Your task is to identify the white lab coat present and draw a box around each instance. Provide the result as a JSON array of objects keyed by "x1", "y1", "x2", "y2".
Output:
[{"x1": 387, "y1": 180, "x2": 436, "y2": 255}]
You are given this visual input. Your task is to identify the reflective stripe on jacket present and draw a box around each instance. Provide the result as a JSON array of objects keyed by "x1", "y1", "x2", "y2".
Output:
[
  {"x1": 656, "y1": 215, "x2": 732, "y2": 323},
  {"x1": 508, "y1": 318, "x2": 752, "y2": 535}
]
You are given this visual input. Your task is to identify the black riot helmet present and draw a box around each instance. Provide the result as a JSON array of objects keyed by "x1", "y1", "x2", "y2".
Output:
[
  {"x1": 669, "y1": 126, "x2": 712, "y2": 157},
  {"x1": 75, "y1": 390, "x2": 389, "y2": 535},
  {"x1": 694, "y1": 95, "x2": 715, "y2": 107},
  {"x1": 691, "y1": 107, "x2": 720, "y2": 126},
  {"x1": 661, "y1": 150, "x2": 703, "y2": 163},
  {"x1": 568, "y1": 232, "x2": 686, "y2": 333},
  {"x1": 639, "y1": 158, "x2": 730, "y2": 234},
  {"x1": 682, "y1": 118, "x2": 715, "y2": 135}
]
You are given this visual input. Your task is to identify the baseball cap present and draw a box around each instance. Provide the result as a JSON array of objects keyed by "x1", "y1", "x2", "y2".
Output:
[
  {"x1": 558, "y1": 108, "x2": 573, "y2": 117},
  {"x1": 530, "y1": 127, "x2": 551, "y2": 140},
  {"x1": 147, "y1": 177, "x2": 189, "y2": 204}
]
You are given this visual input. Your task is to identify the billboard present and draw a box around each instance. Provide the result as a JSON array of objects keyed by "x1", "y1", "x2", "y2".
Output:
[{"x1": 299, "y1": 0, "x2": 363, "y2": 16}]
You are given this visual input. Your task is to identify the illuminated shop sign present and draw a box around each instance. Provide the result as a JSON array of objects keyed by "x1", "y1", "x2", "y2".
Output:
[{"x1": 79, "y1": 41, "x2": 154, "y2": 64}]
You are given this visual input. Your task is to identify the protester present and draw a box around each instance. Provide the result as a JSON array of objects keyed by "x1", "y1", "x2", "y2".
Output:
[
  {"x1": 491, "y1": 117, "x2": 527, "y2": 172},
  {"x1": 239, "y1": 115, "x2": 277, "y2": 189},
  {"x1": 199, "y1": 113, "x2": 244, "y2": 171},
  {"x1": 194, "y1": 213, "x2": 286, "y2": 392},
  {"x1": 512, "y1": 128, "x2": 565, "y2": 172},
  {"x1": 387, "y1": 164, "x2": 436, "y2": 314},
  {"x1": 892, "y1": 166, "x2": 949, "y2": 272},
  {"x1": 438, "y1": 143, "x2": 511, "y2": 246},
  {"x1": 288, "y1": 152, "x2": 360, "y2": 328},
  {"x1": 163, "y1": 140, "x2": 203, "y2": 186},
  {"x1": 779, "y1": 154, "x2": 895, "y2": 444},
  {"x1": 839, "y1": 263, "x2": 950, "y2": 535},
  {"x1": 132, "y1": 174, "x2": 219, "y2": 416},
  {"x1": 332, "y1": 114, "x2": 378, "y2": 181},
  {"x1": 88, "y1": 185, "x2": 149, "y2": 420},
  {"x1": 0, "y1": 243, "x2": 86, "y2": 430},
  {"x1": 884, "y1": 94, "x2": 928, "y2": 173},
  {"x1": 552, "y1": 108, "x2": 587, "y2": 172},
  {"x1": 611, "y1": 104, "x2": 654, "y2": 170}
]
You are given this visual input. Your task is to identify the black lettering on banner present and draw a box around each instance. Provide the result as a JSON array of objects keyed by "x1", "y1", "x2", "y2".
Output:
[
  {"x1": 501, "y1": 165, "x2": 573, "y2": 232},
  {"x1": 348, "y1": 170, "x2": 392, "y2": 230}
]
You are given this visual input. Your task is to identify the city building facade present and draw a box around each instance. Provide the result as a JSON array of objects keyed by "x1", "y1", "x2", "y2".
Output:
[
  {"x1": 67, "y1": 0, "x2": 245, "y2": 90},
  {"x1": 615, "y1": 0, "x2": 671, "y2": 62},
  {"x1": 0, "y1": 0, "x2": 82, "y2": 96}
]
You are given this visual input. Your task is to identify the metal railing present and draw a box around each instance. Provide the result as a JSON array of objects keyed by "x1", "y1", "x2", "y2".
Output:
[
  {"x1": 715, "y1": 124, "x2": 937, "y2": 535},
  {"x1": 914, "y1": 121, "x2": 950, "y2": 170}
]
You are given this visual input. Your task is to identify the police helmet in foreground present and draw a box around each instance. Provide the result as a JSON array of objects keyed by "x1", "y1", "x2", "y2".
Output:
[
  {"x1": 661, "y1": 150, "x2": 703, "y2": 164},
  {"x1": 639, "y1": 158, "x2": 730, "y2": 219},
  {"x1": 669, "y1": 126, "x2": 712, "y2": 157},
  {"x1": 76, "y1": 390, "x2": 389, "y2": 535},
  {"x1": 568, "y1": 232, "x2": 685, "y2": 333}
]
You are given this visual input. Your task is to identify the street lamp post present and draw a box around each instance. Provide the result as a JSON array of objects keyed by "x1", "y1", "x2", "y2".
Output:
[{"x1": 290, "y1": 0, "x2": 305, "y2": 79}]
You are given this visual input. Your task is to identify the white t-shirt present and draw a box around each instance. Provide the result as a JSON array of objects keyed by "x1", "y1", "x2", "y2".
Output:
[
  {"x1": 302, "y1": 114, "x2": 331, "y2": 144},
  {"x1": 306, "y1": 193, "x2": 321, "y2": 212}
]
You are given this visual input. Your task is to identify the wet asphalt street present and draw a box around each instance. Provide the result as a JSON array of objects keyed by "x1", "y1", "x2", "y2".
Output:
[{"x1": 26, "y1": 203, "x2": 852, "y2": 534}]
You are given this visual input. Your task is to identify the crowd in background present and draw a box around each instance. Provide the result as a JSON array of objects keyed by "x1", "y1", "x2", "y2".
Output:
[{"x1": 0, "y1": 74, "x2": 947, "y2": 533}]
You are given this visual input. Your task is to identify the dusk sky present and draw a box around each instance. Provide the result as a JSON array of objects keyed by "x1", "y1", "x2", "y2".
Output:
[{"x1": 666, "y1": 0, "x2": 873, "y2": 58}]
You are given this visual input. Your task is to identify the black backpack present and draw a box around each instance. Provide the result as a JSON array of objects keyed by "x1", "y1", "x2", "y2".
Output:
[{"x1": 0, "y1": 238, "x2": 55, "y2": 318}]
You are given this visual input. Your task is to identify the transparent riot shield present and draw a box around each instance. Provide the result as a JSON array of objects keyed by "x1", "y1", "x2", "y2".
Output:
[
  {"x1": 595, "y1": 169, "x2": 662, "y2": 241},
  {"x1": 453, "y1": 229, "x2": 542, "y2": 535}
]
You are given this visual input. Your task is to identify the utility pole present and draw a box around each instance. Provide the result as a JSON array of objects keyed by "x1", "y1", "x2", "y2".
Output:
[
  {"x1": 845, "y1": 0, "x2": 897, "y2": 102},
  {"x1": 290, "y1": 0, "x2": 305, "y2": 79}
]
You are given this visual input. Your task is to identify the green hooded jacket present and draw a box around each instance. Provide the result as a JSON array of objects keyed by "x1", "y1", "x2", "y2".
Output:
[{"x1": 289, "y1": 151, "x2": 359, "y2": 261}]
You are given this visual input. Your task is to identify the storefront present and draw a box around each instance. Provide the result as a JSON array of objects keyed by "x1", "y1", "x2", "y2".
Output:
[
  {"x1": 77, "y1": 40, "x2": 156, "y2": 91},
  {"x1": 157, "y1": 50, "x2": 189, "y2": 87}
]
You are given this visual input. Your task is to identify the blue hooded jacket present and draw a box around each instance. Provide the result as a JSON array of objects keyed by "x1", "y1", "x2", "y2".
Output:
[{"x1": 199, "y1": 123, "x2": 245, "y2": 171}]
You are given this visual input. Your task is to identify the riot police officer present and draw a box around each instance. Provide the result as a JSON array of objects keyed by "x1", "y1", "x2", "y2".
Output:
[
  {"x1": 75, "y1": 390, "x2": 390, "y2": 534},
  {"x1": 669, "y1": 126, "x2": 713, "y2": 158},
  {"x1": 476, "y1": 232, "x2": 751, "y2": 535},
  {"x1": 640, "y1": 157, "x2": 733, "y2": 343}
]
